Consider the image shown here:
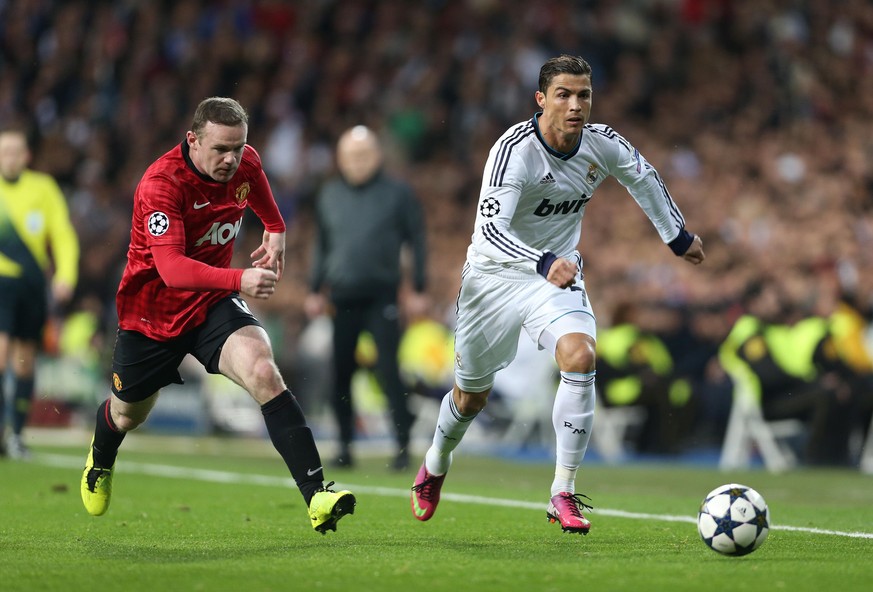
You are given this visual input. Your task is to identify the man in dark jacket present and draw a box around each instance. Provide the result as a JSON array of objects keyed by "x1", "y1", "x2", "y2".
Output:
[{"x1": 305, "y1": 125, "x2": 428, "y2": 471}]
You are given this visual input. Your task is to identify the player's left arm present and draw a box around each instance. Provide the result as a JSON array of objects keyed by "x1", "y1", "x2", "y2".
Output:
[
  {"x1": 244, "y1": 152, "x2": 287, "y2": 279},
  {"x1": 682, "y1": 235, "x2": 705, "y2": 265},
  {"x1": 609, "y1": 134, "x2": 705, "y2": 265},
  {"x1": 251, "y1": 229, "x2": 286, "y2": 280},
  {"x1": 142, "y1": 172, "x2": 246, "y2": 291}
]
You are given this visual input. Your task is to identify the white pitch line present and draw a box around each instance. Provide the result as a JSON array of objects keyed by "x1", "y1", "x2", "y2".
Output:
[{"x1": 40, "y1": 453, "x2": 873, "y2": 540}]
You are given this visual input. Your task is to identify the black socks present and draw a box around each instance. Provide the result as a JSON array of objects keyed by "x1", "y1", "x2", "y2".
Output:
[
  {"x1": 92, "y1": 398, "x2": 126, "y2": 469},
  {"x1": 261, "y1": 390, "x2": 324, "y2": 505}
]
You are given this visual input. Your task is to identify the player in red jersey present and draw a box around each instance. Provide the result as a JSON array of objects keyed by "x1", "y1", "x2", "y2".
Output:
[{"x1": 80, "y1": 97, "x2": 355, "y2": 534}]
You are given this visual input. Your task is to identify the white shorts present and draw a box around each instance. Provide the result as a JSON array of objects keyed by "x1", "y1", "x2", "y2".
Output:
[{"x1": 453, "y1": 263, "x2": 596, "y2": 392}]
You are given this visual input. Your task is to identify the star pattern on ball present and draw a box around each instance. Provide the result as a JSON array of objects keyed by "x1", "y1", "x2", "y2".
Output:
[
  {"x1": 752, "y1": 504, "x2": 769, "y2": 537},
  {"x1": 727, "y1": 486, "x2": 748, "y2": 501},
  {"x1": 711, "y1": 513, "x2": 742, "y2": 539}
]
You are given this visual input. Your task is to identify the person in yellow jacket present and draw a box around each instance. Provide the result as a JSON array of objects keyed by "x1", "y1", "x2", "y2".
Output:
[
  {"x1": 597, "y1": 301, "x2": 693, "y2": 454},
  {"x1": 0, "y1": 127, "x2": 79, "y2": 459},
  {"x1": 725, "y1": 282, "x2": 859, "y2": 466}
]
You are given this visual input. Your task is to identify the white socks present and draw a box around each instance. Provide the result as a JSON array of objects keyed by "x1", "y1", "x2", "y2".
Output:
[
  {"x1": 551, "y1": 371, "x2": 596, "y2": 496},
  {"x1": 423, "y1": 373, "x2": 594, "y2": 497},
  {"x1": 425, "y1": 390, "x2": 477, "y2": 475}
]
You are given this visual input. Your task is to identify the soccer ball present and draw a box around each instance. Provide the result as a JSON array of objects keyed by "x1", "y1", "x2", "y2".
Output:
[{"x1": 697, "y1": 483, "x2": 770, "y2": 556}]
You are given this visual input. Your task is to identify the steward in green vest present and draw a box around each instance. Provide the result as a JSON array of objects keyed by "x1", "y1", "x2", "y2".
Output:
[
  {"x1": 725, "y1": 283, "x2": 858, "y2": 466},
  {"x1": 597, "y1": 303, "x2": 692, "y2": 454}
]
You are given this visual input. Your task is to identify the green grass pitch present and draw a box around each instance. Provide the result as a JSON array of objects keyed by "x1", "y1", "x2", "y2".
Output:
[{"x1": 1, "y1": 433, "x2": 871, "y2": 592}]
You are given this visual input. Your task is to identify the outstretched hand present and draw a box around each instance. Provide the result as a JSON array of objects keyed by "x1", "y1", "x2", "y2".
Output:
[{"x1": 251, "y1": 230, "x2": 286, "y2": 280}]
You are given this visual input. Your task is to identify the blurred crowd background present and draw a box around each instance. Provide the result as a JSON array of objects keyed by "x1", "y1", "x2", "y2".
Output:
[{"x1": 2, "y1": 0, "x2": 872, "y2": 467}]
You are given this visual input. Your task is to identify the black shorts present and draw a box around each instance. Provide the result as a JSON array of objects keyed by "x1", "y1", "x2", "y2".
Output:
[
  {"x1": 110, "y1": 294, "x2": 262, "y2": 403},
  {"x1": 0, "y1": 276, "x2": 48, "y2": 341}
]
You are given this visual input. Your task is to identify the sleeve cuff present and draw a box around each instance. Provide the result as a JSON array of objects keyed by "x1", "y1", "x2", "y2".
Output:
[
  {"x1": 536, "y1": 251, "x2": 558, "y2": 278},
  {"x1": 668, "y1": 229, "x2": 695, "y2": 256}
]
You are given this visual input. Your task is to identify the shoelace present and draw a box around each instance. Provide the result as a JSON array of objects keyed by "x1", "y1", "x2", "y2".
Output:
[
  {"x1": 411, "y1": 475, "x2": 440, "y2": 501},
  {"x1": 562, "y1": 493, "x2": 594, "y2": 517},
  {"x1": 86, "y1": 467, "x2": 110, "y2": 492},
  {"x1": 318, "y1": 480, "x2": 338, "y2": 493}
]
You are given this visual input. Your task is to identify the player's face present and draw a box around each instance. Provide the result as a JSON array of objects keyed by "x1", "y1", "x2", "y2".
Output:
[
  {"x1": 187, "y1": 122, "x2": 247, "y2": 183},
  {"x1": 535, "y1": 74, "x2": 592, "y2": 152},
  {"x1": 0, "y1": 132, "x2": 30, "y2": 181}
]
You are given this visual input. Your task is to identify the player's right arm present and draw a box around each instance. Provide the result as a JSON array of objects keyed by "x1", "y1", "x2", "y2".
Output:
[
  {"x1": 469, "y1": 124, "x2": 566, "y2": 282},
  {"x1": 151, "y1": 244, "x2": 277, "y2": 300},
  {"x1": 139, "y1": 172, "x2": 253, "y2": 295},
  {"x1": 239, "y1": 267, "x2": 279, "y2": 299}
]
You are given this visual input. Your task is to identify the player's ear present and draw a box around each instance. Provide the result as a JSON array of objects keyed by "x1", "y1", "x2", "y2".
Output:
[
  {"x1": 535, "y1": 90, "x2": 545, "y2": 110},
  {"x1": 185, "y1": 130, "x2": 197, "y2": 147}
]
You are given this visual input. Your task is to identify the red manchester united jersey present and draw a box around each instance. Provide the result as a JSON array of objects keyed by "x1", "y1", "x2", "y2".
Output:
[{"x1": 116, "y1": 141, "x2": 284, "y2": 340}]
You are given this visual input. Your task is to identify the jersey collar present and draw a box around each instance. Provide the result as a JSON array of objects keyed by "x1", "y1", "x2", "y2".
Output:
[
  {"x1": 180, "y1": 140, "x2": 222, "y2": 184},
  {"x1": 532, "y1": 113, "x2": 581, "y2": 160}
]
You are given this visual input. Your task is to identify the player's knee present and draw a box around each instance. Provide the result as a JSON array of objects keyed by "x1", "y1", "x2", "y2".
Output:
[
  {"x1": 557, "y1": 338, "x2": 596, "y2": 374},
  {"x1": 112, "y1": 412, "x2": 143, "y2": 432},
  {"x1": 247, "y1": 356, "x2": 285, "y2": 396},
  {"x1": 455, "y1": 388, "x2": 490, "y2": 416}
]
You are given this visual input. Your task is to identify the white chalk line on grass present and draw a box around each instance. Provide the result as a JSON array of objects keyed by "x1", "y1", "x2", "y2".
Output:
[{"x1": 39, "y1": 453, "x2": 873, "y2": 540}]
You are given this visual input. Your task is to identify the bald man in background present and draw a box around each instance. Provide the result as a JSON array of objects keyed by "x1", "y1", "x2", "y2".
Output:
[{"x1": 305, "y1": 126, "x2": 428, "y2": 471}]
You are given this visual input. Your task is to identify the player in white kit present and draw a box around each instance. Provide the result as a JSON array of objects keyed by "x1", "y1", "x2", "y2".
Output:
[{"x1": 410, "y1": 55, "x2": 705, "y2": 534}]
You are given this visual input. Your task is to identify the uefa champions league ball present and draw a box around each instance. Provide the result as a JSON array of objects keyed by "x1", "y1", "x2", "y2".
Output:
[{"x1": 697, "y1": 483, "x2": 770, "y2": 556}]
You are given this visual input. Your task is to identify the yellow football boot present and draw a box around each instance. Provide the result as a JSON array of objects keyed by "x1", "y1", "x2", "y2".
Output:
[
  {"x1": 80, "y1": 439, "x2": 113, "y2": 516},
  {"x1": 308, "y1": 481, "x2": 356, "y2": 534}
]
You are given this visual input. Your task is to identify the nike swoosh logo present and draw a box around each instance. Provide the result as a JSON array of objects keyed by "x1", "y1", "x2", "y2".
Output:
[
  {"x1": 193, "y1": 201, "x2": 210, "y2": 209},
  {"x1": 307, "y1": 467, "x2": 323, "y2": 477},
  {"x1": 412, "y1": 493, "x2": 427, "y2": 517}
]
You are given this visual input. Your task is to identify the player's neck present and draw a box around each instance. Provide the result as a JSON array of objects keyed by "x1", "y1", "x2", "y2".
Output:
[{"x1": 541, "y1": 130, "x2": 580, "y2": 155}]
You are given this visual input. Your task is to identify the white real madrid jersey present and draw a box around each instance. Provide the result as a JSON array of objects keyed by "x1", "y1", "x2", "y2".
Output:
[{"x1": 467, "y1": 114, "x2": 687, "y2": 275}]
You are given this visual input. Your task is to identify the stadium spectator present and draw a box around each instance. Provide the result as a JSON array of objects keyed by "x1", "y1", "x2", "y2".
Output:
[
  {"x1": 305, "y1": 125, "x2": 428, "y2": 471},
  {"x1": 409, "y1": 54, "x2": 705, "y2": 534},
  {"x1": 0, "y1": 126, "x2": 79, "y2": 459},
  {"x1": 78, "y1": 97, "x2": 355, "y2": 534}
]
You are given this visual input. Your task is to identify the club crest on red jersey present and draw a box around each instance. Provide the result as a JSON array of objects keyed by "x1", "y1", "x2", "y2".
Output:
[{"x1": 235, "y1": 181, "x2": 250, "y2": 206}]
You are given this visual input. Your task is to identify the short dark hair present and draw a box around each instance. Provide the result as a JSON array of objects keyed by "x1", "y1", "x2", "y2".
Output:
[
  {"x1": 538, "y1": 55, "x2": 593, "y2": 94},
  {"x1": 191, "y1": 97, "x2": 248, "y2": 135}
]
